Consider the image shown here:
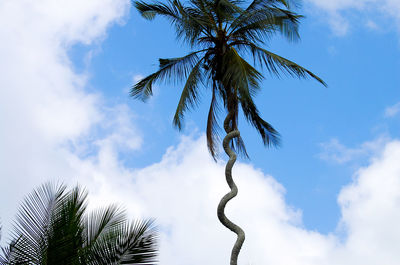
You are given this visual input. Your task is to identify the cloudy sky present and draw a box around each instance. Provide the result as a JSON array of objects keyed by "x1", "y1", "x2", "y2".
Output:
[{"x1": 1, "y1": 0, "x2": 400, "y2": 264}]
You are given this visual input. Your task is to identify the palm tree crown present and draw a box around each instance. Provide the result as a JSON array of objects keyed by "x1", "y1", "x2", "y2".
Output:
[
  {"x1": 132, "y1": 0, "x2": 326, "y2": 159},
  {"x1": 0, "y1": 183, "x2": 158, "y2": 265}
]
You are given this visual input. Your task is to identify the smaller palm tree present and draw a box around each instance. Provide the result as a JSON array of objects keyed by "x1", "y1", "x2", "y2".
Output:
[{"x1": 0, "y1": 183, "x2": 158, "y2": 265}]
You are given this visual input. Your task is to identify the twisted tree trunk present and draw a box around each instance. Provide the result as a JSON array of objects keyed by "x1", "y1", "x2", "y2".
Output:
[{"x1": 217, "y1": 113, "x2": 245, "y2": 265}]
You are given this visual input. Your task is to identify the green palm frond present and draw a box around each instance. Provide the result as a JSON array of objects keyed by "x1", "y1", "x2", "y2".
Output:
[
  {"x1": 246, "y1": 43, "x2": 327, "y2": 86},
  {"x1": 0, "y1": 183, "x2": 159, "y2": 265},
  {"x1": 173, "y1": 58, "x2": 204, "y2": 130},
  {"x1": 131, "y1": 50, "x2": 204, "y2": 101},
  {"x1": 213, "y1": 0, "x2": 243, "y2": 25},
  {"x1": 116, "y1": 219, "x2": 158, "y2": 264},
  {"x1": 87, "y1": 219, "x2": 158, "y2": 265},
  {"x1": 84, "y1": 205, "x2": 125, "y2": 250},
  {"x1": 222, "y1": 47, "x2": 263, "y2": 96},
  {"x1": 228, "y1": 5, "x2": 302, "y2": 43},
  {"x1": 135, "y1": 0, "x2": 213, "y2": 46},
  {"x1": 10, "y1": 183, "x2": 67, "y2": 264},
  {"x1": 0, "y1": 237, "x2": 27, "y2": 265},
  {"x1": 135, "y1": 0, "x2": 182, "y2": 21},
  {"x1": 49, "y1": 189, "x2": 86, "y2": 264},
  {"x1": 206, "y1": 82, "x2": 220, "y2": 160},
  {"x1": 239, "y1": 91, "x2": 280, "y2": 147}
]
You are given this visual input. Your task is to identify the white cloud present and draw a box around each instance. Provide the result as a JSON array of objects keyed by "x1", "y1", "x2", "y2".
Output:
[
  {"x1": 133, "y1": 74, "x2": 145, "y2": 83},
  {"x1": 333, "y1": 141, "x2": 400, "y2": 264},
  {"x1": 366, "y1": 20, "x2": 380, "y2": 31},
  {"x1": 68, "y1": 135, "x2": 400, "y2": 265},
  {"x1": 385, "y1": 101, "x2": 400, "y2": 117},
  {"x1": 318, "y1": 136, "x2": 389, "y2": 164},
  {"x1": 306, "y1": 0, "x2": 369, "y2": 12},
  {"x1": 305, "y1": 0, "x2": 400, "y2": 35}
]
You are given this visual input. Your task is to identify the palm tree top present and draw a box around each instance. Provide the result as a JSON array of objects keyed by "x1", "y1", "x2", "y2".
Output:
[{"x1": 132, "y1": 0, "x2": 327, "y2": 159}]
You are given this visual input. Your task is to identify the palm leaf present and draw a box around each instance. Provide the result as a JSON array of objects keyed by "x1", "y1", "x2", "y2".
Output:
[
  {"x1": 135, "y1": 0, "x2": 182, "y2": 21},
  {"x1": 228, "y1": 5, "x2": 302, "y2": 43},
  {"x1": 238, "y1": 91, "x2": 280, "y2": 147},
  {"x1": 45, "y1": 186, "x2": 87, "y2": 265},
  {"x1": 135, "y1": 0, "x2": 212, "y2": 46},
  {"x1": 221, "y1": 47, "x2": 262, "y2": 97},
  {"x1": 206, "y1": 81, "x2": 220, "y2": 160},
  {"x1": 85, "y1": 205, "x2": 125, "y2": 247},
  {"x1": 131, "y1": 50, "x2": 204, "y2": 101},
  {"x1": 247, "y1": 43, "x2": 327, "y2": 86},
  {"x1": 10, "y1": 183, "x2": 67, "y2": 264},
  {"x1": 173, "y1": 58, "x2": 204, "y2": 130},
  {"x1": 90, "y1": 219, "x2": 158, "y2": 265},
  {"x1": 118, "y1": 219, "x2": 158, "y2": 264}
]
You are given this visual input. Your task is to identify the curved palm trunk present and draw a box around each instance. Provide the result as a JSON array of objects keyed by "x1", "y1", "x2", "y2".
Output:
[{"x1": 217, "y1": 114, "x2": 245, "y2": 265}]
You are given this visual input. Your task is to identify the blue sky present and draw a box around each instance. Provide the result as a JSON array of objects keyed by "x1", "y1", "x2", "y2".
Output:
[{"x1": 2, "y1": 0, "x2": 400, "y2": 264}]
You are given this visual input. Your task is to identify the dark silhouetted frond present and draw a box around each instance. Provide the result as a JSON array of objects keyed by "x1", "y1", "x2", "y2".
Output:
[
  {"x1": 206, "y1": 82, "x2": 220, "y2": 160},
  {"x1": 248, "y1": 43, "x2": 327, "y2": 86},
  {"x1": 131, "y1": 50, "x2": 204, "y2": 101},
  {"x1": 1, "y1": 183, "x2": 159, "y2": 265},
  {"x1": 173, "y1": 58, "x2": 204, "y2": 130},
  {"x1": 239, "y1": 91, "x2": 280, "y2": 147}
]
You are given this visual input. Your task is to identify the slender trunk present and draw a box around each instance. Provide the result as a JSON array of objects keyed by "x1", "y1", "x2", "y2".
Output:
[{"x1": 217, "y1": 113, "x2": 245, "y2": 265}]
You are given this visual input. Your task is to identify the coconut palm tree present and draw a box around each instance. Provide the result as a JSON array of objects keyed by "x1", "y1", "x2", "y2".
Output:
[
  {"x1": 0, "y1": 183, "x2": 158, "y2": 265},
  {"x1": 132, "y1": 0, "x2": 326, "y2": 264}
]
